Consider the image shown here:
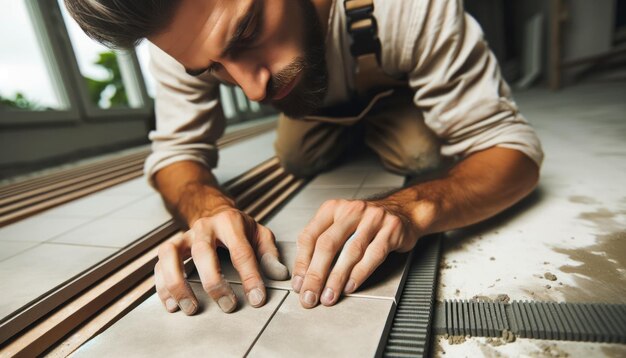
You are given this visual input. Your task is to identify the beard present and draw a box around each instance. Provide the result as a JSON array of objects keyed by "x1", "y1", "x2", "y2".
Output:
[{"x1": 261, "y1": 0, "x2": 328, "y2": 118}]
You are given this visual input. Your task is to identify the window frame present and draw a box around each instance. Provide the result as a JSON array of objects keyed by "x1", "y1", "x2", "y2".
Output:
[{"x1": 0, "y1": 0, "x2": 153, "y2": 127}]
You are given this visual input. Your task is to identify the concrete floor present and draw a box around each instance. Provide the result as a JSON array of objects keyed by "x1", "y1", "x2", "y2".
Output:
[{"x1": 435, "y1": 78, "x2": 626, "y2": 356}]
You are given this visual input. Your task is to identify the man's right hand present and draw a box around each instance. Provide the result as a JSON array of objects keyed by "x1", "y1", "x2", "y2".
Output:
[{"x1": 154, "y1": 206, "x2": 289, "y2": 315}]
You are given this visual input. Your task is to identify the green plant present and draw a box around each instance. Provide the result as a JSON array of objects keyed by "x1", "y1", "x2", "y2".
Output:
[
  {"x1": 0, "y1": 92, "x2": 42, "y2": 111},
  {"x1": 83, "y1": 51, "x2": 129, "y2": 108}
]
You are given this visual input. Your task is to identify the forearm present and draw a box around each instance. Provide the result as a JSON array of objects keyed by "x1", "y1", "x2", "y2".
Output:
[
  {"x1": 154, "y1": 161, "x2": 235, "y2": 228},
  {"x1": 384, "y1": 147, "x2": 540, "y2": 236}
]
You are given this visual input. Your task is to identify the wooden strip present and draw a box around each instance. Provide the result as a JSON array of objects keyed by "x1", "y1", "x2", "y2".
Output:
[
  {"x1": 45, "y1": 276, "x2": 156, "y2": 358},
  {"x1": 0, "y1": 171, "x2": 143, "y2": 227},
  {"x1": 224, "y1": 158, "x2": 281, "y2": 196},
  {"x1": 0, "y1": 162, "x2": 146, "y2": 215},
  {"x1": 235, "y1": 168, "x2": 286, "y2": 209},
  {"x1": 0, "y1": 150, "x2": 149, "y2": 196},
  {"x1": 246, "y1": 176, "x2": 295, "y2": 218},
  {"x1": 0, "y1": 159, "x2": 145, "y2": 207}
]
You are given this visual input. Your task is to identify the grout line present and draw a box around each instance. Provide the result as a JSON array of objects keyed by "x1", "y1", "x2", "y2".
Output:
[
  {"x1": 0, "y1": 242, "x2": 45, "y2": 263},
  {"x1": 244, "y1": 289, "x2": 291, "y2": 357},
  {"x1": 39, "y1": 193, "x2": 158, "y2": 245}
]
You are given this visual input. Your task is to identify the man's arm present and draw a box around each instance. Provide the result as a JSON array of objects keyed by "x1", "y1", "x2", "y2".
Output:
[
  {"x1": 154, "y1": 161, "x2": 234, "y2": 226},
  {"x1": 290, "y1": 0, "x2": 543, "y2": 308},
  {"x1": 387, "y1": 147, "x2": 539, "y2": 240},
  {"x1": 146, "y1": 44, "x2": 288, "y2": 316},
  {"x1": 291, "y1": 148, "x2": 538, "y2": 308}
]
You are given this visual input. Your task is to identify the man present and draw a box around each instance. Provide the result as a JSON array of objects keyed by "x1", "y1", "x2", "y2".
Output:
[{"x1": 66, "y1": 0, "x2": 543, "y2": 315}]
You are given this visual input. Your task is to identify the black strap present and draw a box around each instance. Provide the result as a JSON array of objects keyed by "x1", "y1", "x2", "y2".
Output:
[{"x1": 344, "y1": 0, "x2": 381, "y2": 62}]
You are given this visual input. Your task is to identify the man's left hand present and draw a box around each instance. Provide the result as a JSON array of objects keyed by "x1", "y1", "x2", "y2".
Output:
[{"x1": 291, "y1": 198, "x2": 419, "y2": 308}]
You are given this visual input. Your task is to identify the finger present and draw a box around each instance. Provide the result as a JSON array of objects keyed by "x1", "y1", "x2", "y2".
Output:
[
  {"x1": 299, "y1": 219, "x2": 358, "y2": 309},
  {"x1": 191, "y1": 239, "x2": 238, "y2": 313},
  {"x1": 154, "y1": 262, "x2": 179, "y2": 313},
  {"x1": 157, "y1": 240, "x2": 199, "y2": 315},
  {"x1": 321, "y1": 208, "x2": 384, "y2": 306},
  {"x1": 292, "y1": 201, "x2": 337, "y2": 292},
  {"x1": 344, "y1": 233, "x2": 393, "y2": 294},
  {"x1": 214, "y1": 213, "x2": 266, "y2": 308},
  {"x1": 255, "y1": 224, "x2": 289, "y2": 281}
]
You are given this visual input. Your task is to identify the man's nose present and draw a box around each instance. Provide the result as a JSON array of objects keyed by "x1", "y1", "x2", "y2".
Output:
[{"x1": 225, "y1": 62, "x2": 271, "y2": 102}]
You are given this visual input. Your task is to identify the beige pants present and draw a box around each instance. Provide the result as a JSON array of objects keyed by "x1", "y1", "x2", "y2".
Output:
[{"x1": 274, "y1": 89, "x2": 442, "y2": 178}]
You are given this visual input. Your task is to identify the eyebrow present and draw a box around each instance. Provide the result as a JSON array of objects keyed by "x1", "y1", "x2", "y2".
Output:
[{"x1": 185, "y1": 0, "x2": 262, "y2": 76}]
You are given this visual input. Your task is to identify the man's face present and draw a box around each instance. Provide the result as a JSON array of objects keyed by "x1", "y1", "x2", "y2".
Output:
[{"x1": 150, "y1": 0, "x2": 328, "y2": 118}]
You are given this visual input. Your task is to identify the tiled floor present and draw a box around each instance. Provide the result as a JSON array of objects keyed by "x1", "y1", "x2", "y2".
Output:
[{"x1": 72, "y1": 283, "x2": 289, "y2": 358}]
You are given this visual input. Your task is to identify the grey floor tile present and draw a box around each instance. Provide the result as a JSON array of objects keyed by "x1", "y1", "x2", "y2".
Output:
[
  {"x1": 248, "y1": 291, "x2": 394, "y2": 358},
  {"x1": 42, "y1": 192, "x2": 144, "y2": 218},
  {"x1": 107, "y1": 194, "x2": 172, "y2": 221},
  {"x1": 50, "y1": 216, "x2": 168, "y2": 248},
  {"x1": 265, "y1": 208, "x2": 316, "y2": 243},
  {"x1": 0, "y1": 241, "x2": 39, "y2": 261},
  {"x1": 353, "y1": 187, "x2": 398, "y2": 200},
  {"x1": 0, "y1": 243, "x2": 117, "y2": 319},
  {"x1": 0, "y1": 216, "x2": 91, "y2": 243},
  {"x1": 361, "y1": 171, "x2": 405, "y2": 188},
  {"x1": 189, "y1": 242, "x2": 410, "y2": 302},
  {"x1": 98, "y1": 178, "x2": 156, "y2": 197},
  {"x1": 72, "y1": 283, "x2": 288, "y2": 358},
  {"x1": 281, "y1": 188, "x2": 359, "y2": 210},
  {"x1": 307, "y1": 169, "x2": 369, "y2": 189}
]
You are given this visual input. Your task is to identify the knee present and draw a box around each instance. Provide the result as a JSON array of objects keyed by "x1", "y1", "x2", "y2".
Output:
[
  {"x1": 275, "y1": 147, "x2": 329, "y2": 179},
  {"x1": 381, "y1": 139, "x2": 443, "y2": 176}
]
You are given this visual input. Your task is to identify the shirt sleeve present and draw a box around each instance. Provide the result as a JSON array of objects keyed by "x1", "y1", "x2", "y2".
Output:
[
  {"x1": 143, "y1": 43, "x2": 226, "y2": 187},
  {"x1": 382, "y1": 0, "x2": 544, "y2": 167}
]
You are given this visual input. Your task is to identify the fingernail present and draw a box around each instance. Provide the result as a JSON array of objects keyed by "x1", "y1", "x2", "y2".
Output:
[
  {"x1": 303, "y1": 290, "x2": 317, "y2": 307},
  {"x1": 247, "y1": 288, "x2": 265, "y2": 307},
  {"x1": 344, "y1": 279, "x2": 357, "y2": 294},
  {"x1": 217, "y1": 295, "x2": 237, "y2": 313},
  {"x1": 292, "y1": 275, "x2": 304, "y2": 293},
  {"x1": 260, "y1": 253, "x2": 290, "y2": 280},
  {"x1": 179, "y1": 298, "x2": 197, "y2": 315},
  {"x1": 321, "y1": 287, "x2": 335, "y2": 305},
  {"x1": 165, "y1": 298, "x2": 178, "y2": 312}
]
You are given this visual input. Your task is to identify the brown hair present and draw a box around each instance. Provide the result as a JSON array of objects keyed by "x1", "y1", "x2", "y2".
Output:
[{"x1": 63, "y1": 0, "x2": 180, "y2": 49}]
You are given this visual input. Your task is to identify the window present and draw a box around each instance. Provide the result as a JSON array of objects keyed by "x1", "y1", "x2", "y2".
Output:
[
  {"x1": 0, "y1": 1, "x2": 70, "y2": 115},
  {"x1": 57, "y1": 0, "x2": 149, "y2": 114}
]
